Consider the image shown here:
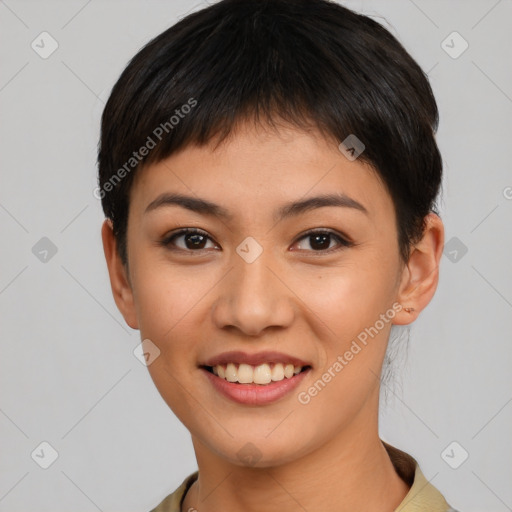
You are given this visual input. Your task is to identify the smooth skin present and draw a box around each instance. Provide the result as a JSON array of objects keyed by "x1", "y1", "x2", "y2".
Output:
[{"x1": 102, "y1": 121, "x2": 444, "y2": 512}]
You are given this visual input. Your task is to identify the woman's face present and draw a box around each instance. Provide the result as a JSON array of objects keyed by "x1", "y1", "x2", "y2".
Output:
[{"x1": 122, "y1": 123, "x2": 407, "y2": 466}]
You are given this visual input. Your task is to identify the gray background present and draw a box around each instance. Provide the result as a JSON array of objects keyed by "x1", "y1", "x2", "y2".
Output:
[{"x1": 1, "y1": 1, "x2": 511, "y2": 511}]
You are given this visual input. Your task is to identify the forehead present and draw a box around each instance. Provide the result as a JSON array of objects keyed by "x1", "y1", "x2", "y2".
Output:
[{"x1": 129, "y1": 122, "x2": 393, "y2": 224}]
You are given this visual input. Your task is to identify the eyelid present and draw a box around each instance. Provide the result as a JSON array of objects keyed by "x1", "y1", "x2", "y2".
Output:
[
  {"x1": 161, "y1": 228, "x2": 219, "y2": 251},
  {"x1": 296, "y1": 227, "x2": 352, "y2": 242},
  {"x1": 292, "y1": 228, "x2": 354, "y2": 252}
]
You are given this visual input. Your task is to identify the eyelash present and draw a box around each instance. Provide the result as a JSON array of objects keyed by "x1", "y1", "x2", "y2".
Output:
[{"x1": 161, "y1": 228, "x2": 354, "y2": 254}]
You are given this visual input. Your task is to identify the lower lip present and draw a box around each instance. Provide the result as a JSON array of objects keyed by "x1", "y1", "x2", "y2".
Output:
[{"x1": 201, "y1": 367, "x2": 310, "y2": 405}]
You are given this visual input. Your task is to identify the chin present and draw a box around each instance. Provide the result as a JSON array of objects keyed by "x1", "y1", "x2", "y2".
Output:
[{"x1": 209, "y1": 433, "x2": 310, "y2": 469}]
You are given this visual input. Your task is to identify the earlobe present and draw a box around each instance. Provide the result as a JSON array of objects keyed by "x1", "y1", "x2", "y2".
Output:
[
  {"x1": 393, "y1": 213, "x2": 444, "y2": 325},
  {"x1": 101, "y1": 219, "x2": 139, "y2": 329}
]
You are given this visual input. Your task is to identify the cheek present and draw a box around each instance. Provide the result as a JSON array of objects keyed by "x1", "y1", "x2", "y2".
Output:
[
  {"x1": 130, "y1": 262, "x2": 207, "y2": 420},
  {"x1": 291, "y1": 269, "x2": 396, "y2": 438},
  {"x1": 296, "y1": 251, "x2": 399, "y2": 405},
  {"x1": 299, "y1": 257, "x2": 397, "y2": 336},
  {"x1": 130, "y1": 255, "x2": 203, "y2": 337}
]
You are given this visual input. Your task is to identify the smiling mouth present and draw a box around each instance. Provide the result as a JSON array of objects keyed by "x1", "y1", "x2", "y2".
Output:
[{"x1": 202, "y1": 362, "x2": 311, "y2": 385}]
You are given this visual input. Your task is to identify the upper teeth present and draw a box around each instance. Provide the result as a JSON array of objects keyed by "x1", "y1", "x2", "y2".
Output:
[{"x1": 212, "y1": 363, "x2": 302, "y2": 384}]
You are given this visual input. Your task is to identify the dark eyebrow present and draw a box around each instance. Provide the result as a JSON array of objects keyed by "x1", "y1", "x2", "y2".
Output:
[
  {"x1": 275, "y1": 193, "x2": 368, "y2": 221},
  {"x1": 145, "y1": 193, "x2": 233, "y2": 220},
  {"x1": 144, "y1": 192, "x2": 368, "y2": 221}
]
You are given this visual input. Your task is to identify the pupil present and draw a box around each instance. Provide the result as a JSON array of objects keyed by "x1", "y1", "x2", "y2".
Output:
[
  {"x1": 186, "y1": 233, "x2": 206, "y2": 249},
  {"x1": 311, "y1": 234, "x2": 330, "y2": 250}
]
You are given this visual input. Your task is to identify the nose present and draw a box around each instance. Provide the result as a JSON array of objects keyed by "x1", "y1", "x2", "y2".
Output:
[{"x1": 211, "y1": 248, "x2": 295, "y2": 337}]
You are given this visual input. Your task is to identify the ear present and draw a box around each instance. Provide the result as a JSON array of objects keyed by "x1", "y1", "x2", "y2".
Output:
[
  {"x1": 393, "y1": 213, "x2": 444, "y2": 325},
  {"x1": 101, "y1": 219, "x2": 139, "y2": 329}
]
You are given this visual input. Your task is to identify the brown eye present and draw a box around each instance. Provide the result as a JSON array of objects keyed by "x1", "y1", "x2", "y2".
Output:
[
  {"x1": 163, "y1": 228, "x2": 217, "y2": 251},
  {"x1": 293, "y1": 230, "x2": 352, "y2": 252}
]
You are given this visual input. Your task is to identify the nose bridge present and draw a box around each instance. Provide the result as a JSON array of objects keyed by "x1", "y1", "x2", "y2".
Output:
[
  {"x1": 212, "y1": 240, "x2": 294, "y2": 335},
  {"x1": 236, "y1": 249, "x2": 274, "y2": 300}
]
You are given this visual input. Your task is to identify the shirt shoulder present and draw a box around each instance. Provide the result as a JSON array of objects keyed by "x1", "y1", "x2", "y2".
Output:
[
  {"x1": 149, "y1": 471, "x2": 198, "y2": 512},
  {"x1": 383, "y1": 440, "x2": 460, "y2": 512}
]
